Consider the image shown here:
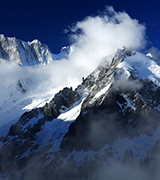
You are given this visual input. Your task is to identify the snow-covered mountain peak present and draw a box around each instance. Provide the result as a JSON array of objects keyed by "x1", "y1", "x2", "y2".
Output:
[
  {"x1": 117, "y1": 51, "x2": 160, "y2": 86},
  {"x1": 0, "y1": 34, "x2": 70, "y2": 66},
  {"x1": 61, "y1": 46, "x2": 70, "y2": 53},
  {"x1": 117, "y1": 46, "x2": 135, "y2": 57},
  {"x1": 28, "y1": 39, "x2": 40, "y2": 45},
  {"x1": 0, "y1": 34, "x2": 5, "y2": 41},
  {"x1": 147, "y1": 52, "x2": 153, "y2": 59},
  {"x1": 146, "y1": 47, "x2": 160, "y2": 62},
  {"x1": 1, "y1": 43, "x2": 160, "y2": 179}
]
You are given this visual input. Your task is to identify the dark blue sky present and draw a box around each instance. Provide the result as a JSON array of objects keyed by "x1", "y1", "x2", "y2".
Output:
[{"x1": 0, "y1": 0, "x2": 159, "y2": 53}]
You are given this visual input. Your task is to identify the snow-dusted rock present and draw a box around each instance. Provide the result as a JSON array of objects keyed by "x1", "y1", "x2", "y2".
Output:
[
  {"x1": 0, "y1": 34, "x2": 69, "y2": 66},
  {"x1": 1, "y1": 47, "x2": 160, "y2": 179}
]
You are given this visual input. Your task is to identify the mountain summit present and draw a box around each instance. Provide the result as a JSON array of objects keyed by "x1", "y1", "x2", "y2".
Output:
[
  {"x1": 0, "y1": 34, "x2": 69, "y2": 66},
  {"x1": 0, "y1": 44, "x2": 160, "y2": 180}
]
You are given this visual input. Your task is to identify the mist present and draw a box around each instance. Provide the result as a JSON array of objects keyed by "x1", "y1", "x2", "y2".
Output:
[
  {"x1": 113, "y1": 70, "x2": 143, "y2": 91},
  {"x1": 86, "y1": 107, "x2": 160, "y2": 180},
  {"x1": 96, "y1": 161, "x2": 150, "y2": 180},
  {"x1": 148, "y1": 46, "x2": 160, "y2": 62}
]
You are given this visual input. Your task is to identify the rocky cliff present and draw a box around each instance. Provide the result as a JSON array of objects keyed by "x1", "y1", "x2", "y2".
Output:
[{"x1": 0, "y1": 34, "x2": 69, "y2": 66}]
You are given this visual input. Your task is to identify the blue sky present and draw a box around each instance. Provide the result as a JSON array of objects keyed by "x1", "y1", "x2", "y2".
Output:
[{"x1": 0, "y1": 0, "x2": 159, "y2": 53}]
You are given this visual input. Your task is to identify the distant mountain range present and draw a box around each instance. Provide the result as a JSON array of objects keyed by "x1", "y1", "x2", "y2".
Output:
[
  {"x1": 0, "y1": 34, "x2": 70, "y2": 66},
  {"x1": 0, "y1": 35, "x2": 160, "y2": 180}
]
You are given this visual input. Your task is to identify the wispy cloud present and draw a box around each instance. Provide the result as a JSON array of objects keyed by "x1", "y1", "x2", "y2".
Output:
[{"x1": 68, "y1": 6, "x2": 146, "y2": 72}]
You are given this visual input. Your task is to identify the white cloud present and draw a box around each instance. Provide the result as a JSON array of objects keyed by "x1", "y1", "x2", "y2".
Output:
[
  {"x1": 68, "y1": 6, "x2": 146, "y2": 72},
  {"x1": 112, "y1": 73, "x2": 143, "y2": 91}
]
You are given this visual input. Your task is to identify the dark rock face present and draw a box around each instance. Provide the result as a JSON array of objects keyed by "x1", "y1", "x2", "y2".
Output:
[
  {"x1": 42, "y1": 87, "x2": 80, "y2": 120},
  {"x1": 60, "y1": 86, "x2": 160, "y2": 153}
]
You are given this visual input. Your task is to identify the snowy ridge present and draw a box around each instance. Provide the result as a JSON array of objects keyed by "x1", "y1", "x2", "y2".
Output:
[
  {"x1": 118, "y1": 52, "x2": 160, "y2": 85},
  {"x1": 0, "y1": 34, "x2": 70, "y2": 66},
  {"x1": 1, "y1": 46, "x2": 160, "y2": 179}
]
